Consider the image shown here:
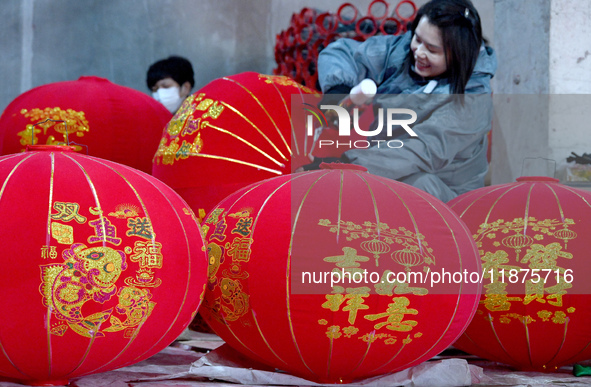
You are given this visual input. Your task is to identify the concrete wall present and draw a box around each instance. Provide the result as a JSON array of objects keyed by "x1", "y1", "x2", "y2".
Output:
[
  {"x1": 490, "y1": 0, "x2": 591, "y2": 184},
  {"x1": 2, "y1": 0, "x2": 275, "y2": 111},
  {"x1": 490, "y1": 0, "x2": 551, "y2": 182},
  {"x1": 548, "y1": 0, "x2": 591, "y2": 181}
]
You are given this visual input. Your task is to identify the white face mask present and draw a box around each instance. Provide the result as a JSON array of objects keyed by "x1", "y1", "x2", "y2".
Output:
[{"x1": 152, "y1": 86, "x2": 183, "y2": 113}]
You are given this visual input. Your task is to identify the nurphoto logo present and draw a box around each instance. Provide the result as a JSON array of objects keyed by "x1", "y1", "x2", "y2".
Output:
[{"x1": 305, "y1": 103, "x2": 418, "y2": 150}]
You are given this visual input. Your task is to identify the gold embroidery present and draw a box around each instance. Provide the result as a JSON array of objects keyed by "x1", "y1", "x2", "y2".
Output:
[
  {"x1": 258, "y1": 74, "x2": 318, "y2": 95},
  {"x1": 356, "y1": 332, "x2": 400, "y2": 344},
  {"x1": 318, "y1": 219, "x2": 436, "y2": 268},
  {"x1": 89, "y1": 207, "x2": 103, "y2": 216},
  {"x1": 553, "y1": 226, "x2": 577, "y2": 248},
  {"x1": 364, "y1": 297, "x2": 418, "y2": 332},
  {"x1": 205, "y1": 208, "x2": 225, "y2": 224},
  {"x1": 40, "y1": 202, "x2": 166, "y2": 338},
  {"x1": 391, "y1": 249, "x2": 424, "y2": 272},
  {"x1": 538, "y1": 310, "x2": 552, "y2": 321},
  {"x1": 219, "y1": 278, "x2": 249, "y2": 321},
  {"x1": 155, "y1": 137, "x2": 180, "y2": 165},
  {"x1": 51, "y1": 202, "x2": 87, "y2": 223},
  {"x1": 358, "y1": 332, "x2": 386, "y2": 343},
  {"x1": 402, "y1": 335, "x2": 413, "y2": 345},
  {"x1": 481, "y1": 283, "x2": 522, "y2": 312},
  {"x1": 501, "y1": 234, "x2": 534, "y2": 261},
  {"x1": 206, "y1": 242, "x2": 224, "y2": 290},
  {"x1": 552, "y1": 311, "x2": 567, "y2": 324},
  {"x1": 50, "y1": 324, "x2": 68, "y2": 336},
  {"x1": 196, "y1": 98, "x2": 215, "y2": 111},
  {"x1": 325, "y1": 325, "x2": 342, "y2": 339},
  {"x1": 194, "y1": 133, "x2": 203, "y2": 153},
  {"x1": 126, "y1": 217, "x2": 155, "y2": 240},
  {"x1": 51, "y1": 222, "x2": 74, "y2": 244},
  {"x1": 498, "y1": 313, "x2": 536, "y2": 324},
  {"x1": 129, "y1": 241, "x2": 163, "y2": 268},
  {"x1": 475, "y1": 217, "x2": 572, "y2": 261},
  {"x1": 88, "y1": 217, "x2": 122, "y2": 245},
  {"x1": 322, "y1": 287, "x2": 370, "y2": 325},
  {"x1": 126, "y1": 230, "x2": 163, "y2": 288},
  {"x1": 40, "y1": 244, "x2": 127, "y2": 337},
  {"x1": 167, "y1": 94, "x2": 200, "y2": 137},
  {"x1": 360, "y1": 238, "x2": 390, "y2": 265},
  {"x1": 226, "y1": 237, "x2": 252, "y2": 263},
  {"x1": 384, "y1": 338, "x2": 397, "y2": 345},
  {"x1": 103, "y1": 287, "x2": 156, "y2": 333},
  {"x1": 374, "y1": 270, "x2": 429, "y2": 296},
  {"x1": 210, "y1": 216, "x2": 228, "y2": 242},
  {"x1": 19, "y1": 107, "x2": 89, "y2": 149},
  {"x1": 41, "y1": 245, "x2": 58, "y2": 259},
  {"x1": 324, "y1": 247, "x2": 369, "y2": 276},
  {"x1": 475, "y1": 216, "x2": 577, "y2": 322},
  {"x1": 109, "y1": 204, "x2": 140, "y2": 219},
  {"x1": 196, "y1": 99, "x2": 224, "y2": 120},
  {"x1": 342, "y1": 326, "x2": 359, "y2": 338},
  {"x1": 157, "y1": 93, "x2": 222, "y2": 164}
]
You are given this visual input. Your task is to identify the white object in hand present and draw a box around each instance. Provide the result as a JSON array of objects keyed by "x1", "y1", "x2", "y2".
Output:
[{"x1": 349, "y1": 79, "x2": 377, "y2": 105}]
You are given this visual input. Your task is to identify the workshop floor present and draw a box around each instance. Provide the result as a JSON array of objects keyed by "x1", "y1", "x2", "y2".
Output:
[{"x1": 0, "y1": 330, "x2": 589, "y2": 387}]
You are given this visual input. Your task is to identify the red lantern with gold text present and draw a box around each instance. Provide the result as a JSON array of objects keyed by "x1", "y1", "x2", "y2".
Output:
[
  {"x1": 449, "y1": 177, "x2": 591, "y2": 371},
  {"x1": 199, "y1": 164, "x2": 481, "y2": 383},
  {"x1": 152, "y1": 72, "x2": 330, "y2": 218},
  {"x1": 0, "y1": 76, "x2": 171, "y2": 174},
  {"x1": 0, "y1": 146, "x2": 207, "y2": 385}
]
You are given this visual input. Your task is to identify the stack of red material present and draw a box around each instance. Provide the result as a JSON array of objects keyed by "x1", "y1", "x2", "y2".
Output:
[{"x1": 273, "y1": 0, "x2": 417, "y2": 91}]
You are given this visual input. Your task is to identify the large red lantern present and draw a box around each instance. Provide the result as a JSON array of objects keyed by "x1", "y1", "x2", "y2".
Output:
[
  {"x1": 199, "y1": 164, "x2": 481, "y2": 383},
  {"x1": 449, "y1": 176, "x2": 591, "y2": 371},
  {"x1": 151, "y1": 71, "x2": 323, "y2": 217},
  {"x1": 0, "y1": 146, "x2": 207, "y2": 385},
  {"x1": 0, "y1": 76, "x2": 171, "y2": 174}
]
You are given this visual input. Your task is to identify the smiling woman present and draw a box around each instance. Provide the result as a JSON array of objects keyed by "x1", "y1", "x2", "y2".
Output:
[
  {"x1": 410, "y1": 16, "x2": 447, "y2": 78},
  {"x1": 304, "y1": 0, "x2": 496, "y2": 203}
]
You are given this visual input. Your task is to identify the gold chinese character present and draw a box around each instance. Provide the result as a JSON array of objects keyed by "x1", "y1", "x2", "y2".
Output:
[
  {"x1": 88, "y1": 218, "x2": 121, "y2": 245},
  {"x1": 51, "y1": 202, "x2": 87, "y2": 223},
  {"x1": 364, "y1": 296, "x2": 418, "y2": 332},
  {"x1": 130, "y1": 241, "x2": 163, "y2": 269}
]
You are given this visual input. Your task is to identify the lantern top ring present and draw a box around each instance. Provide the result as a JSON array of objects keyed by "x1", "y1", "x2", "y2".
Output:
[
  {"x1": 26, "y1": 144, "x2": 77, "y2": 152},
  {"x1": 516, "y1": 176, "x2": 559, "y2": 183},
  {"x1": 319, "y1": 162, "x2": 368, "y2": 172}
]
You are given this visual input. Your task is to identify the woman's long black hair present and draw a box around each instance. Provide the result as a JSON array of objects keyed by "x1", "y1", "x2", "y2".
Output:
[{"x1": 408, "y1": 0, "x2": 484, "y2": 94}]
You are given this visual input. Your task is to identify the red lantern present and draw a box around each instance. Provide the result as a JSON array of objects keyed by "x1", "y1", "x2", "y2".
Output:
[
  {"x1": 449, "y1": 176, "x2": 591, "y2": 371},
  {"x1": 0, "y1": 76, "x2": 171, "y2": 174},
  {"x1": 0, "y1": 146, "x2": 207, "y2": 385},
  {"x1": 152, "y1": 72, "x2": 324, "y2": 218},
  {"x1": 199, "y1": 164, "x2": 481, "y2": 383}
]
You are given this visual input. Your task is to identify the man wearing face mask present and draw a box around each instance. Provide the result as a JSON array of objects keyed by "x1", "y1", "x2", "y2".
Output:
[{"x1": 147, "y1": 56, "x2": 195, "y2": 114}]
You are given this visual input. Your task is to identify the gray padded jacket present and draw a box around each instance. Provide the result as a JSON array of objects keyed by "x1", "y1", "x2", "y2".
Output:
[{"x1": 317, "y1": 31, "x2": 497, "y2": 202}]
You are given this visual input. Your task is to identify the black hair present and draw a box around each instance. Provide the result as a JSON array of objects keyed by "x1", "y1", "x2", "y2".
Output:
[
  {"x1": 146, "y1": 56, "x2": 195, "y2": 90},
  {"x1": 409, "y1": 0, "x2": 483, "y2": 94}
]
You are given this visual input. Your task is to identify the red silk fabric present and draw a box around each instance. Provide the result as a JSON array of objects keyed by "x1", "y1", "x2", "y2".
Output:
[
  {"x1": 0, "y1": 147, "x2": 207, "y2": 385},
  {"x1": 199, "y1": 166, "x2": 480, "y2": 383},
  {"x1": 450, "y1": 176, "x2": 591, "y2": 371},
  {"x1": 0, "y1": 76, "x2": 171, "y2": 174}
]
